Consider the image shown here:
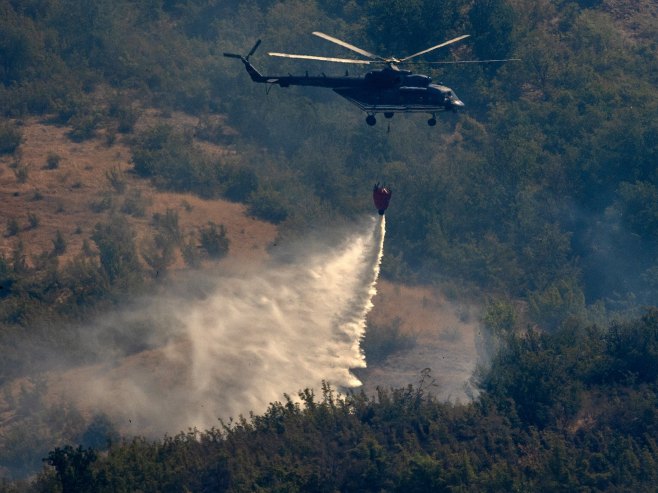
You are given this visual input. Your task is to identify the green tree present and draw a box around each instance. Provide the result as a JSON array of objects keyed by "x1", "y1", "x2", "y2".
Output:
[
  {"x1": 45, "y1": 446, "x2": 98, "y2": 493},
  {"x1": 91, "y1": 215, "x2": 141, "y2": 285}
]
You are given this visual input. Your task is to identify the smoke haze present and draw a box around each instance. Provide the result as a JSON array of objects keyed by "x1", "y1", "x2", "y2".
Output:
[{"x1": 65, "y1": 215, "x2": 386, "y2": 435}]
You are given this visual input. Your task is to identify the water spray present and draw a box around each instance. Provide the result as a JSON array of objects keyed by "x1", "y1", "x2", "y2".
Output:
[{"x1": 71, "y1": 215, "x2": 386, "y2": 435}]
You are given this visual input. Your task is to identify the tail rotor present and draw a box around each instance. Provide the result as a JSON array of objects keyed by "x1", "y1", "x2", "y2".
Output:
[{"x1": 224, "y1": 39, "x2": 262, "y2": 61}]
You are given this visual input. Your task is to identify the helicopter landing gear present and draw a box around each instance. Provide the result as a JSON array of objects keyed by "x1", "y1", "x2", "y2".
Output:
[
  {"x1": 427, "y1": 115, "x2": 437, "y2": 127},
  {"x1": 366, "y1": 114, "x2": 377, "y2": 126},
  {"x1": 384, "y1": 112, "x2": 394, "y2": 119}
]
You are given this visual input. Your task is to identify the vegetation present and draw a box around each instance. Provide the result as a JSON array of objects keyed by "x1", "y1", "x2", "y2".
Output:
[
  {"x1": 361, "y1": 317, "x2": 415, "y2": 364},
  {"x1": 51, "y1": 230, "x2": 66, "y2": 256},
  {"x1": 5, "y1": 218, "x2": 19, "y2": 237},
  {"x1": 0, "y1": 122, "x2": 21, "y2": 154},
  {"x1": 1, "y1": 0, "x2": 654, "y2": 309},
  {"x1": 199, "y1": 222, "x2": 229, "y2": 259},
  {"x1": 26, "y1": 312, "x2": 658, "y2": 491},
  {"x1": 0, "y1": 0, "x2": 657, "y2": 488},
  {"x1": 45, "y1": 153, "x2": 61, "y2": 170}
]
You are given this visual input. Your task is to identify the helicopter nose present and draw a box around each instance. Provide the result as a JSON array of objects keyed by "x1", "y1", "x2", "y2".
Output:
[{"x1": 451, "y1": 98, "x2": 465, "y2": 109}]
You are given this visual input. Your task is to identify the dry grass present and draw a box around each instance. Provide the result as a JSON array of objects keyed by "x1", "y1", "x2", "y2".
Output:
[{"x1": 0, "y1": 115, "x2": 275, "y2": 269}]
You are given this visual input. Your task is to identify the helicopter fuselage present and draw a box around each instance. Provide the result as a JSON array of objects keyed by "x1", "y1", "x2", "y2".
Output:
[{"x1": 240, "y1": 59, "x2": 464, "y2": 124}]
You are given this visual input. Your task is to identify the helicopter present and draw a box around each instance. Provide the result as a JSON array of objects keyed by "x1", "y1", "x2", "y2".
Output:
[{"x1": 224, "y1": 32, "x2": 518, "y2": 126}]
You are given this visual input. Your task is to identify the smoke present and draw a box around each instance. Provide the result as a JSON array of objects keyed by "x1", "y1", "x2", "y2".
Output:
[{"x1": 67, "y1": 215, "x2": 385, "y2": 435}]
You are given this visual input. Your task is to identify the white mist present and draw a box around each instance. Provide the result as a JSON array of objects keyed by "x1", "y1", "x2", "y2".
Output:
[{"x1": 71, "y1": 216, "x2": 385, "y2": 435}]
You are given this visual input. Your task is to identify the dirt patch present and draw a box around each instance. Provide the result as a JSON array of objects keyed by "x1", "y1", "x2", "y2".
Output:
[{"x1": 358, "y1": 280, "x2": 482, "y2": 402}]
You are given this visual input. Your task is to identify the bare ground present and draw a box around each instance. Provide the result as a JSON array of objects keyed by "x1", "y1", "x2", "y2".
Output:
[{"x1": 360, "y1": 280, "x2": 482, "y2": 402}]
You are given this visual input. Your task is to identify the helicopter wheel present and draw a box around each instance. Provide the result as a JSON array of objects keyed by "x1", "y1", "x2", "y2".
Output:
[
  {"x1": 427, "y1": 116, "x2": 437, "y2": 127},
  {"x1": 384, "y1": 112, "x2": 394, "y2": 119},
  {"x1": 366, "y1": 114, "x2": 377, "y2": 126}
]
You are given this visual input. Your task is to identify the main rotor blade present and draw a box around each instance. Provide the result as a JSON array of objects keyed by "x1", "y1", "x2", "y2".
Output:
[
  {"x1": 419, "y1": 58, "x2": 522, "y2": 65},
  {"x1": 268, "y1": 52, "x2": 372, "y2": 64},
  {"x1": 312, "y1": 31, "x2": 384, "y2": 61},
  {"x1": 399, "y1": 34, "x2": 470, "y2": 62}
]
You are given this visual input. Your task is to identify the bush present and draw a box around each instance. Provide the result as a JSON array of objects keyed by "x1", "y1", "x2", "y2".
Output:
[
  {"x1": 152, "y1": 209, "x2": 182, "y2": 246},
  {"x1": 131, "y1": 125, "x2": 221, "y2": 197},
  {"x1": 105, "y1": 167, "x2": 126, "y2": 194},
  {"x1": 52, "y1": 230, "x2": 66, "y2": 256},
  {"x1": 222, "y1": 165, "x2": 259, "y2": 202},
  {"x1": 200, "y1": 222, "x2": 229, "y2": 259},
  {"x1": 0, "y1": 122, "x2": 22, "y2": 154},
  {"x1": 27, "y1": 212, "x2": 39, "y2": 229},
  {"x1": 46, "y1": 153, "x2": 61, "y2": 170},
  {"x1": 91, "y1": 216, "x2": 141, "y2": 284},
  {"x1": 13, "y1": 163, "x2": 28, "y2": 183},
  {"x1": 68, "y1": 113, "x2": 100, "y2": 142},
  {"x1": 6, "y1": 218, "x2": 19, "y2": 237},
  {"x1": 362, "y1": 317, "x2": 416, "y2": 364},
  {"x1": 247, "y1": 188, "x2": 289, "y2": 224},
  {"x1": 110, "y1": 102, "x2": 138, "y2": 134}
]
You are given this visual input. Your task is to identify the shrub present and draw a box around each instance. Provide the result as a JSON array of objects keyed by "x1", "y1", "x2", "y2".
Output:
[
  {"x1": 46, "y1": 153, "x2": 61, "y2": 170},
  {"x1": 13, "y1": 163, "x2": 28, "y2": 183},
  {"x1": 200, "y1": 222, "x2": 229, "y2": 259},
  {"x1": 68, "y1": 113, "x2": 100, "y2": 142},
  {"x1": 91, "y1": 216, "x2": 141, "y2": 284},
  {"x1": 141, "y1": 237, "x2": 175, "y2": 277},
  {"x1": 247, "y1": 188, "x2": 289, "y2": 224},
  {"x1": 27, "y1": 212, "x2": 39, "y2": 229},
  {"x1": 0, "y1": 122, "x2": 22, "y2": 154},
  {"x1": 105, "y1": 167, "x2": 126, "y2": 194},
  {"x1": 222, "y1": 165, "x2": 258, "y2": 202},
  {"x1": 6, "y1": 218, "x2": 19, "y2": 237},
  {"x1": 130, "y1": 125, "x2": 220, "y2": 196},
  {"x1": 52, "y1": 230, "x2": 66, "y2": 256},
  {"x1": 362, "y1": 318, "x2": 416, "y2": 364},
  {"x1": 117, "y1": 106, "x2": 138, "y2": 134},
  {"x1": 152, "y1": 209, "x2": 182, "y2": 246},
  {"x1": 482, "y1": 298, "x2": 517, "y2": 335}
]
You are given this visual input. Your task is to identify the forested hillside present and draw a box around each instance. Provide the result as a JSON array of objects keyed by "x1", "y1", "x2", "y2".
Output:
[
  {"x1": 1, "y1": 0, "x2": 658, "y2": 490},
  {"x1": 2, "y1": 0, "x2": 657, "y2": 311}
]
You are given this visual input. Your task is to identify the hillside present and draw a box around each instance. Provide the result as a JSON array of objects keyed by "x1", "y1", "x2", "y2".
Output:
[
  {"x1": 1, "y1": 109, "x2": 481, "y2": 479},
  {"x1": 0, "y1": 112, "x2": 275, "y2": 267},
  {"x1": 1, "y1": 0, "x2": 658, "y2": 489}
]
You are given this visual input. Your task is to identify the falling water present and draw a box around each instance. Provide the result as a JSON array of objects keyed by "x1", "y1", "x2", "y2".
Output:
[{"x1": 71, "y1": 216, "x2": 386, "y2": 434}]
